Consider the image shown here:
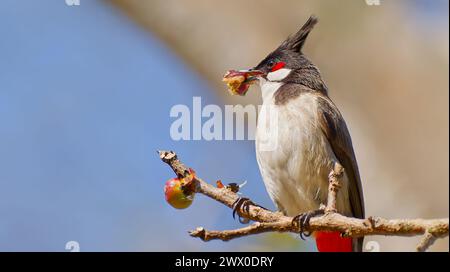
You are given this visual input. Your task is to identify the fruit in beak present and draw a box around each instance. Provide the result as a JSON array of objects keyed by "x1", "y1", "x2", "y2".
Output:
[{"x1": 222, "y1": 69, "x2": 264, "y2": 96}]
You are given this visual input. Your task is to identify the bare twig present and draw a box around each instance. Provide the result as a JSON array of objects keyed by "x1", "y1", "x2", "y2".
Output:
[
  {"x1": 158, "y1": 150, "x2": 449, "y2": 251},
  {"x1": 189, "y1": 221, "x2": 290, "y2": 241},
  {"x1": 416, "y1": 231, "x2": 438, "y2": 252},
  {"x1": 325, "y1": 162, "x2": 344, "y2": 213}
]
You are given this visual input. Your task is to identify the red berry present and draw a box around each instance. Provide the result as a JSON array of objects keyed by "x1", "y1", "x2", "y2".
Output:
[{"x1": 164, "y1": 178, "x2": 194, "y2": 209}]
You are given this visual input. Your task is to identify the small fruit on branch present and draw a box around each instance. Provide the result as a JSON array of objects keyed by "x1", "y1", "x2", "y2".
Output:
[{"x1": 164, "y1": 169, "x2": 197, "y2": 209}]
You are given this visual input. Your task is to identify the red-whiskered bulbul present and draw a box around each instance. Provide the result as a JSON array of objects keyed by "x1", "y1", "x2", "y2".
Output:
[{"x1": 229, "y1": 16, "x2": 365, "y2": 252}]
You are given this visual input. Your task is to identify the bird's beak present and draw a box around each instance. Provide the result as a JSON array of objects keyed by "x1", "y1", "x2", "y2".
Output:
[{"x1": 222, "y1": 69, "x2": 265, "y2": 96}]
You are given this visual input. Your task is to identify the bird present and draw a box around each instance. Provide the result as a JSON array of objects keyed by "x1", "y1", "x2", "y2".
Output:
[{"x1": 228, "y1": 16, "x2": 365, "y2": 252}]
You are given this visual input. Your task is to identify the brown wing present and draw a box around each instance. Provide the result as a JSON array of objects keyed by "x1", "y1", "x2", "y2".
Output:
[{"x1": 317, "y1": 95, "x2": 365, "y2": 251}]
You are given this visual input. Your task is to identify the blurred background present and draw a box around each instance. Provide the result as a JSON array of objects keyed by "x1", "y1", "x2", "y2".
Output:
[{"x1": 0, "y1": 0, "x2": 448, "y2": 251}]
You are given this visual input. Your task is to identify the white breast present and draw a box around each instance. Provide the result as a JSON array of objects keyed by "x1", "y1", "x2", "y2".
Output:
[
  {"x1": 259, "y1": 78, "x2": 283, "y2": 102},
  {"x1": 255, "y1": 91, "x2": 350, "y2": 216}
]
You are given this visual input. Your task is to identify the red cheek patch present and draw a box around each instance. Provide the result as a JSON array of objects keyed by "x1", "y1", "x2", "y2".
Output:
[{"x1": 271, "y1": 62, "x2": 285, "y2": 72}]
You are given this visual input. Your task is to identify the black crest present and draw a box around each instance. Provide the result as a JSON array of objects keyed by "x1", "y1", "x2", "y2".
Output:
[
  {"x1": 254, "y1": 15, "x2": 327, "y2": 95},
  {"x1": 279, "y1": 15, "x2": 318, "y2": 53}
]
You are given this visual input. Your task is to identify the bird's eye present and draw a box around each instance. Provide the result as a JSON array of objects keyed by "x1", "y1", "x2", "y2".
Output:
[{"x1": 267, "y1": 60, "x2": 275, "y2": 69}]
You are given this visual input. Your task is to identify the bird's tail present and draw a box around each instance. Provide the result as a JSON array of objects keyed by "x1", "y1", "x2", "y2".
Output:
[{"x1": 314, "y1": 231, "x2": 354, "y2": 252}]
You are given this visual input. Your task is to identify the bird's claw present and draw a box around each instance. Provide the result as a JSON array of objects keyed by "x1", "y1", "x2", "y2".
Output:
[
  {"x1": 232, "y1": 197, "x2": 268, "y2": 224},
  {"x1": 232, "y1": 197, "x2": 252, "y2": 223},
  {"x1": 292, "y1": 209, "x2": 325, "y2": 240}
]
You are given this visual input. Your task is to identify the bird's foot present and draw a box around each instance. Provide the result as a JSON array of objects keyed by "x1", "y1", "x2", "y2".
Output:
[
  {"x1": 292, "y1": 209, "x2": 325, "y2": 240},
  {"x1": 232, "y1": 197, "x2": 268, "y2": 224}
]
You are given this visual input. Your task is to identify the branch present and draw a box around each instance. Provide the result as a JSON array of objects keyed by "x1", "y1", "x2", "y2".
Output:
[
  {"x1": 416, "y1": 231, "x2": 438, "y2": 252},
  {"x1": 158, "y1": 150, "x2": 449, "y2": 251},
  {"x1": 325, "y1": 162, "x2": 344, "y2": 213},
  {"x1": 189, "y1": 221, "x2": 289, "y2": 242}
]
